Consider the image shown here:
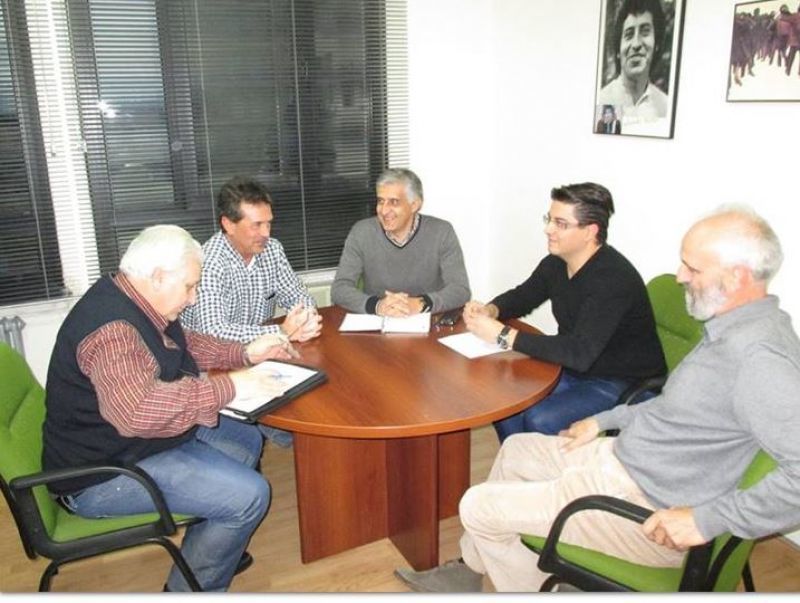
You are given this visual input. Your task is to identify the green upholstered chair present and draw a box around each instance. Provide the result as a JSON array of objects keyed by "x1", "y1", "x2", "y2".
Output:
[
  {"x1": 520, "y1": 449, "x2": 776, "y2": 592},
  {"x1": 615, "y1": 273, "x2": 705, "y2": 407},
  {"x1": 0, "y1": 342, "x2": 201, "y2": 591}
]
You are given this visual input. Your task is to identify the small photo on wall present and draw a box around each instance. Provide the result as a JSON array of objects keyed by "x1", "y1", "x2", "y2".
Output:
[
  {"x1": 594, "y1": 0, "x2": 686, "y2": 139},
  {"x1": 727, "y1": 0, "x2": 800, "y2": 101}
]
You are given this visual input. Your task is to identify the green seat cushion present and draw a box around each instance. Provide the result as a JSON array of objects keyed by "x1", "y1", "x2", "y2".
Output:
[
  {"x1": 520, "y1": 534, "x2": 683, "y2": 592},
  {"x1": 52, "y1": 507, "x2": 194, "y2": 542}
]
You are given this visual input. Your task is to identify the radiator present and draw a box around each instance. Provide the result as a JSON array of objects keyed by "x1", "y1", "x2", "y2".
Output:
[{"x1": 0, "y1": 315, "x2": 26, "y2": 357}]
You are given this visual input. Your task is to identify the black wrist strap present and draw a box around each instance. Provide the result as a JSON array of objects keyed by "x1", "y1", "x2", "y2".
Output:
[
  {"x1": 366, "y1": 295, "x2": 381, "y2": 314},
  {"x1": 420, "y1": 294, "x2": 433, "y2": 313}
]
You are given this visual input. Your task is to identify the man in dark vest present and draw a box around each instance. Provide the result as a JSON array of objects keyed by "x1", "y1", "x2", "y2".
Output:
[{"x1": 42, "y1": 225, "x2": 294, "y2": 591}]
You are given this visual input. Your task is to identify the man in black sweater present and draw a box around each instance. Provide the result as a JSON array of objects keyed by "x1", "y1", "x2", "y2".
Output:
[{"x1": 464, "y1": 182, "x2": 665, "y2": 441}]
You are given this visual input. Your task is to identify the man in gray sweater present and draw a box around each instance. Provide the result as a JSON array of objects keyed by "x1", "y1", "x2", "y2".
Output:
[
  {"x1": 395, "y1": 205, "x2": 800, "y2": 592},
  {"x1": 331, "y1": 168, "x2": 470, "y2": 316}
]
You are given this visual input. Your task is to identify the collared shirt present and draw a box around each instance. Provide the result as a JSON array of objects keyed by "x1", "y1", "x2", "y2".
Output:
[
  {"x1": 76, "y1": 273, "x2": 244, "y2": 438},
  {"x1": 384, "y1": 213, "x2": 421, "y2": 247},
  {"x1": 597, "y1": 77, "x2": 669, "y2": 123},
  {"x1": 595, "y1": 296, "x2": 800, "y2": 541},
  {"x1": 181, "y1": 231, "x2": 315, "y2": 343}
]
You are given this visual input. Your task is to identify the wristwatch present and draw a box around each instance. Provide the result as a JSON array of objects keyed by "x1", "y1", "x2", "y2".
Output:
[
  {"x1": 496, "y1": 325, "x2": 512, "y2": 350},
  {"x1": 419, "y1": 295, "x2": 433, "y2": 313}
]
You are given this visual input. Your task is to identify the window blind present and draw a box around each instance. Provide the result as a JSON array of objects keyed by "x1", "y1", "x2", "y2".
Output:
[
  {"x1": 0, "y1": 0, "x2": 65, "y2": 303},
  {"x1": 67, "y1": 0, "x2": 407, "y2": 274}
]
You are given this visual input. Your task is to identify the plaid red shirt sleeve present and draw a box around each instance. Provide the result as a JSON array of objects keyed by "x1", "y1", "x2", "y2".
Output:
[
  {"x1": 184, "y1": 329, "x2": 249, "y2": 371},
  {"x1": 77, "y1": 320, "x2": 239, "y2": 438}
]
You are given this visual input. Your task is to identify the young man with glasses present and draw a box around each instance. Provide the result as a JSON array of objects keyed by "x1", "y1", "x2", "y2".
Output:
[{"x1": 463, "y1": 182, "x2": 665, "y2": 442}]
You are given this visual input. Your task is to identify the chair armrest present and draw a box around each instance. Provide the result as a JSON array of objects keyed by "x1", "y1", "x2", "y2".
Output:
[
  {"x1": 535, "y1": 495, "x2": 653, "y2": 590},
  {"x1": 539, "y1": 495, "x2": 652, "y2": 562},
  {"x1": 11, "y1": 464, "x2": 178, "y2": 534},
  {"x1": 603, "y1": 377, "x2": 667, "y2": 437},
  {"x1": 537, "y1": 494, "x2": 714, "y2": 591},
  {"x1": 616, "y1": 375, "x2": 667, "y2": 408}
]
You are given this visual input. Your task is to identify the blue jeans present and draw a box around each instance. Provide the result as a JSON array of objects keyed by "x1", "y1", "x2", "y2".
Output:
[
  {"x1": 66, "y1": 417, "x2": 270, "y2": 592},
  {"x1": 493, "y1": 372, "x2": 632, "y2": 442},
  {"x1": 258, "y1": 424, "x2": 294, "y2": 448}
]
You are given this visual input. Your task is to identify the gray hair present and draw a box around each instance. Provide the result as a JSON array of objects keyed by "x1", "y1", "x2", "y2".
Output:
[
  {"x1": 119, "y1": 225, "x2": 203, "y2": 280},
  {"x1": 376, "y1": 168, "x2": 424, "y2": 203},
  {"x1": 706, "y1": 204, "x2": 783, "y2": 283}
]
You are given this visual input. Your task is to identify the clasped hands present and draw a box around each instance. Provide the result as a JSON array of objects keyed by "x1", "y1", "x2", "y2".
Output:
[
  {"x1": 463, "y1": 300, "x2": 516, "y2": 346},
  {"x1": 280, "y1": 304, "x2": 323, "y2": 342},
  {"x1": 558, "y1": 418, "x2": 707, "y2": 552},
  {"x1": 376, "y1": 291, "x2": 426, "y2": 317}
]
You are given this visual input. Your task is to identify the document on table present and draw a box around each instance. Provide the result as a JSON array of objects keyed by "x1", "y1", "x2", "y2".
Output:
[
  {"x1": 382, "y1": 312, "x2": 430, "y2": 333},
  {"x1": 338, "y1": 313, "x2": 384, "y2": 331},
  {"x1": 220, "y1": 361, "x2": 327, "y2": 422},
  {"x1": 438, "y1": 332, "x2": 505, "y2": 359},
  {"x1": 339, "y1": 312, "x2": 431, "y2": 334}
]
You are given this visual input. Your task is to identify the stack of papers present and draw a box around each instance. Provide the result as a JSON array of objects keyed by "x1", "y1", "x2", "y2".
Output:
[
  {"x1": 339, "y1": 312, "x2": 431, "y2": 334},
  {"x1": 438, "y1": 332, "x2": 505, "y2": 359}
]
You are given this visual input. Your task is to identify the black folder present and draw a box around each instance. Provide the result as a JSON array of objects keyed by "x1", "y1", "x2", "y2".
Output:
[{"x1": 220, "y1": 361, "x2": 327, "y2": 423}]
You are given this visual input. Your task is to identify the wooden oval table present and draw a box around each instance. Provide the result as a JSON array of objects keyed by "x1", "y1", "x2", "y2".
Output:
[{"x1": 262, "y1": 305, "x2": 560, "y2": 570}]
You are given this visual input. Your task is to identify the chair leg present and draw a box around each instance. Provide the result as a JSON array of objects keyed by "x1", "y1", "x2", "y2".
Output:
[
  {"x1": 742, "y1": 561, "x2": 756, "y2": 592},
  {"x1": 39, "y1": 561, "x2": 60, "y2": 592},
  {"x1": 540, "y1": 575, "x2": 561, "y2": 592},
  {"x1": 154, "y1": 537, "x2": 203, "y2": 592}
]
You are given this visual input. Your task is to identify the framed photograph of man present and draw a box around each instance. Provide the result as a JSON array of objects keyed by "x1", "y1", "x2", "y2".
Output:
[
  {"x1": 594, "y1": 0, "x2": 687, "y2": 138},
  {"x1": 727, "y1": 1, "x2": 800, "y2": 101}
]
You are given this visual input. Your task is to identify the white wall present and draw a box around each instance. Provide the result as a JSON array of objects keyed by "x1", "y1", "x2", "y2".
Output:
[
  {"x1": 407, "y1": 0, "x2": 800, "y2": 545},
  {"x1": 408, "y1": 0, "x2": 799, "y2": 333}
]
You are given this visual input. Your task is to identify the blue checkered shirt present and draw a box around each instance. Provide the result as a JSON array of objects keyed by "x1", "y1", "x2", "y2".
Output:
[{"x1": 181, "y1": 231, "x2": 315, "y2": 342}]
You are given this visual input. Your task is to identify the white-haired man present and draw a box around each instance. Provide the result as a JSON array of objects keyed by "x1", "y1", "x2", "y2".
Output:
[
  {"x1": 42, "y1": 225, "x2": 294, "y2": 592},
  {"x1": 395, "y1": 206, "x2": 800, "y2": 592}
]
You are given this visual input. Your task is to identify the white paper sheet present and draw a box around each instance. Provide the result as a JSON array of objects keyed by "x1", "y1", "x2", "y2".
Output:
[
  {"x1": 382, "y1": 312, "x2": 431, "y2": 333},
  {"x1": 438, "y1": 332, "x2": 505, "y2": 359},
  {"x1": 339, "y1": 313, "x2": 384, "y2": 331}
]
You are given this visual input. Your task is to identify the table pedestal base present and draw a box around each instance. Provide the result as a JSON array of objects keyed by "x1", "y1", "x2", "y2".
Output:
[{"x1": 293, "y1": 429, "x2": 471, "y2": 569}]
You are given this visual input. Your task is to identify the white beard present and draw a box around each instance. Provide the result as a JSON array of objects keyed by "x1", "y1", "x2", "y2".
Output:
[{"x1": 684, "y1": 282, "x2": 728, "y2": 321}]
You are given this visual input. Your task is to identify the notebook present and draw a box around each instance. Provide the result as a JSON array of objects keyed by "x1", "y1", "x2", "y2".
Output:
[{"x1": 338, "y1": 312, "x2": 431, "y2": 334}]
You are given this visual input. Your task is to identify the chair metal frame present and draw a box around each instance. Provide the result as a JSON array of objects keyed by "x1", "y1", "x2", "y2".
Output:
[
  {"x1": 0, "y1": 342, "x2": 202, "y2": 591},
  {"x1": 529, "y1": 495, "x2": 754, "y2": 592},
  {"x1": 2, "y1": 465, "x2": 202, "y2": 591}
]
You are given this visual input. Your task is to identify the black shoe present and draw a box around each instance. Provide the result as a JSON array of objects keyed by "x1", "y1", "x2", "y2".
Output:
[{"x1": 235, "y1": 551, "x2": 254, "y2": 576}]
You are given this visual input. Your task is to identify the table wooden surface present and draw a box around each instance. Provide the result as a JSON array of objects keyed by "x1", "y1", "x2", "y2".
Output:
[{"x1": 261, "y1": 305, "x2": 560, "y2": 570}]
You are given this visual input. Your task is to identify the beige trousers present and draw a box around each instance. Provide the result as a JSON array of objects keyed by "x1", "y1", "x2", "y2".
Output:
[{"x1": 458, "y1": 434, "x2": 685, "y2": 592}]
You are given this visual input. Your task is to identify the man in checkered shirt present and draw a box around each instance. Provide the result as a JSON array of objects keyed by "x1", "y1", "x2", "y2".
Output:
[{"x1": 181, "y1": 176, "x2": 322, "y2": 446}]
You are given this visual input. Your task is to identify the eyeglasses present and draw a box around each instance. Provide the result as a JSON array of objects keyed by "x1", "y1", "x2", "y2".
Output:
[{"x1": 542, "y1": 214, "x2": 582, "y2": 231}]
